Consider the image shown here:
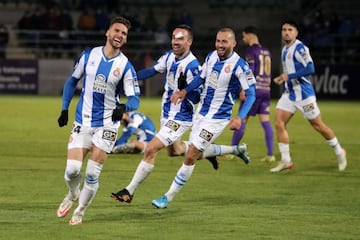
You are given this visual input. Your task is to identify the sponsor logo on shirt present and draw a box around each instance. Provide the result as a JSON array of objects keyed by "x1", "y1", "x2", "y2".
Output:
[
  {"x1": 93, "y1": 74, "x2": 107, "y2": 94},
  {"x1": 208, "y1": 71, "x2": 218, "y2": 88}
]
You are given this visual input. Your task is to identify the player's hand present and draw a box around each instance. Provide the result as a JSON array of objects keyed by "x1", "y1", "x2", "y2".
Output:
[
  {"x1": 177, "y1": 72, "x2": 187, "y2": 90},
  {"x1": 57, "y1": 110, "x2": 68, "y2": 127},
  {"x1": 171, "y1": 89, "x2": 187, "y2": 105},
  {"x1": 239, "y1": 90, "x2": 246, "y2": 101},
  {"x1": 273, "y1": 73, "x2": 288, "y2": 85},
  {"x1": 229, "y1": 116, "x2": 242, "y2": 130},
  {"x1": 112, "y1": 104, "x2": 126, "y2": 121}
]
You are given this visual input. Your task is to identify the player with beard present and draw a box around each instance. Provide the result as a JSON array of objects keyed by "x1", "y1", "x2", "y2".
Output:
[{"x1": 56, "y1": 16, "x2": 140, "y2": 225}]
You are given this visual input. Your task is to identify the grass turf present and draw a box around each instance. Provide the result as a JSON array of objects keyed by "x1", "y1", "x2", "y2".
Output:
[{"x1": 0, "y1": 95, "x2": 359, "y2": 240}]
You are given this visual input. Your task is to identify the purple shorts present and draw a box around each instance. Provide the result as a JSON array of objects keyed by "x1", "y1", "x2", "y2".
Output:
[{"x1": 239, "y1": 89, "x2": 271, "y2": 117}]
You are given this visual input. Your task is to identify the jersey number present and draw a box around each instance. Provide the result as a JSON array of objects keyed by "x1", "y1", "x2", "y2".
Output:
[{"x1": 258, "y1": 54, "x2": 271, "y2": 76}]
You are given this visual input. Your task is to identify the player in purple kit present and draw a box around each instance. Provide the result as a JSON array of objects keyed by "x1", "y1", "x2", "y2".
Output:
[{"x1": 232, "y1": 26, "x2": 275, "y2": 162}]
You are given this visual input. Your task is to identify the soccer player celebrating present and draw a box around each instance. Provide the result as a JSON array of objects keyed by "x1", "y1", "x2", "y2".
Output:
[
  {"x1": 152, "y1": 27, "x2": 256, "y2": 208},
  {"x1": 56, "y1": 16, "x2": 140, "y2": 225}
]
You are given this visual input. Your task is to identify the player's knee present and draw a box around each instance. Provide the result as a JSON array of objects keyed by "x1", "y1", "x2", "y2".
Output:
[
  {"x1": 64, "y1": 159, "x2": 82, "y2": 180},
  {"x1": 144, "y1": 142, "x2": 160, "y2": 156},
  {"x1": 274, "y1": 119, "x2": 285, "y2": 131},
  {"x1": 85, "y1": 159, "x2": 103, "y2": 186}
]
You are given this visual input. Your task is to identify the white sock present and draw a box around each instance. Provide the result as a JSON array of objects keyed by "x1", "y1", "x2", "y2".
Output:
[
  {"x1": 278, "y1": 143, "x2": 291, "y2": 163},
  {"x1": 326, "y1": 137, "x2": 343, "y2": 155},
  {"x1": 165, "y1": 163, "x2": 195, "y2": 202},
  {"x1": 75, "y1": 159, "x2": 103, "y2": 216},
  {"x1": 64, "y1": 159, "x2": 82, "y2": 200},
  {"x1": 126, "y1": 160, "x2": 154, "y2": 195},
  {"x1": 202, "y1": 144, "x2": 235, "y2": 158}
]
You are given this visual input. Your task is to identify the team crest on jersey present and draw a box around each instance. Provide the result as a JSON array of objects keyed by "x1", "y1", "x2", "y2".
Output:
[
  {"x1": 93, "y1": 74, "x2": 107, "y2": 94},
  {"x1": 199, "y1": 129, "x2": 213, "y2": 142},
  {"x1": 113, "y1": 67, "x2": 121, "y2": 77},
  {"x1": 224, "y1": 64, "x2": 232, "y2": 73},
  {"x1": 102, "y1": 130, "x2": 117, "y2": 141},
  {"x1": 165, "y1": 120, "x2": 180, "y2": 131},
  {"x1": 303, "y1": 103, "x2": 315, "y2": 113},
  {"x1": 208, "y1": 71, "x2": 218, "y2": 88}
]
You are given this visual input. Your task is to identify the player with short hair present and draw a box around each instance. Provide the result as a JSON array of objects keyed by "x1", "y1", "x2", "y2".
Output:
[
  {"x1": 270, "y1": 20, "x2": 347, "y2": 172},
  {"x1": 151, "y1": 27, "x2": 256, "y2": 208},
  {"x1": 110, "y1": 25, "x2": 250, "y2": 205},
  {"x1": 56, "y1": 16, "x2": 140, "y2": 225},
  {"x1": 232, "y1": 26, "x2": 275, "y2": 162}
]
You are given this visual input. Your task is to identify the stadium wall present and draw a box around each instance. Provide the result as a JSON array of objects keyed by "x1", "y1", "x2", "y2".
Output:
[{"x1": 0, "y1": 60, "x2": 358, "y2": 100}]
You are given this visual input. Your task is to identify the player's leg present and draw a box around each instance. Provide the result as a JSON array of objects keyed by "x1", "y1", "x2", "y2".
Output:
[
  {"x1": 57, "y1": 123, "x2": 91, "y2": 218},
  {"x1": 231, "y1": 101, "x2": 250, "y2": 145},
  {"x1": 305, "y1": 100, "x2": 346, "y2": 171},
  {"x1": 152, "y1": 144, "x2": 201, "y2": 209},
  {"x1": 69, "y1": 126, "x2": 116, "y2": 225},
  {"x1": 167, "y1": 140, "x2": 187, "y2": 156},
  {"x1": 201, "y1": 142, "x2": 250, "y2": 164},
  {"x1": 152, "y1": 117, "x2": 227, "y2": 208},
  {"x1": 231, "y1": 120, "x2": 247, "y2": 145},
  {"x1": 111, "y1": 137, "x2": 162, "y2": 203},
  {"x1": 259, "y1": 113, "x2": 275, "y2": 162},
  {"x1": 70, "y1": 157, "x2": 104, "y2": 225},
  {"x1": 271, "y1": 95, "x2": 295, "y2": 172},
  {"x1": 111, "y1": 120, "x2": 191, "y2": 203}
]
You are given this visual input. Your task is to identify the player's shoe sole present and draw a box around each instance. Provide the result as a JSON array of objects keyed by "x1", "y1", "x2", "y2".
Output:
[{"x1": 111, "y1": 188, "x2": 133, "y2": 203}]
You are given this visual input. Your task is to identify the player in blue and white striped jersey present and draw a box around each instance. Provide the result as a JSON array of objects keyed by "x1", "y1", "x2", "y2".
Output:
[
  {"x1": 112, "y1": 111, "x2": 156, "y2": 154},
  {"x1": 270, "y1": 20, "x2": 347, "y2": 173},
  {"x1": 56, "y1": 16, "x2": 140, "y2": 225},
  {"x1": 110, "y1": 24, "x2": 205, "y2": 204},
  {"x1": 151, "y1": 27, "x2": 256, "y2": 208}
]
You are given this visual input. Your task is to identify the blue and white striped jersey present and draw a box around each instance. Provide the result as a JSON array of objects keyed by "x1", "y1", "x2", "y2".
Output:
[
  {"x1": 196, "y1": 50, "x2": 256, "y2": 120},
  {"x1": 116, "y1": 111, "x2": 156, "y2": 145},
  {"x1": 63, "y1": 46, "x2": 140, "y2": 127},
  {"x1": 153, "y1": 50, "x2": 201, "y2": 122},
  {"x1": 281, "y1": 39, "x2": 315, "y2": 101}
]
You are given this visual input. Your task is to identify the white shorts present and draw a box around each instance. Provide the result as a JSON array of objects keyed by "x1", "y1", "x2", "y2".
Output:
[
  {"x1": 276, "y1": 93, "x2": 321, "y2": 119},
  {"x1": 68, "y1": 121, "x2": 119, "y2": 153},
  {"x1": 189, "y1": 114, "x2": 229, "y2": 152},
  {"x1": 156, "y1": 118, "x2": 192, "y2": 147}
]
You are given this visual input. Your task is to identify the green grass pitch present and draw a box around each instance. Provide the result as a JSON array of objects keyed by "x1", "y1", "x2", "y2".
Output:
[{"x1": 0, "y1": 95, "x2": 359, "y2": 239}]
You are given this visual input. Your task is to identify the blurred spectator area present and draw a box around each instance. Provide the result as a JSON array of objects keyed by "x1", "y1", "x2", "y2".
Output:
[{"x1": 0, "y1": 0, "x2": 359, "y2": 65}]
